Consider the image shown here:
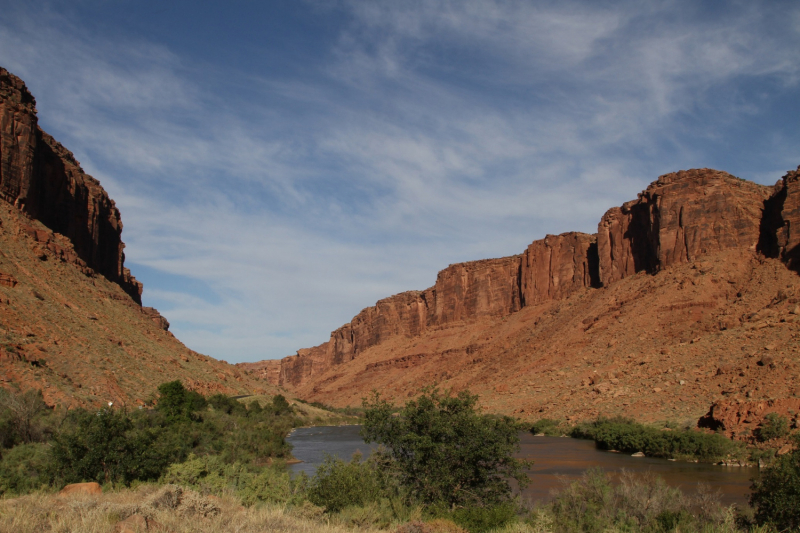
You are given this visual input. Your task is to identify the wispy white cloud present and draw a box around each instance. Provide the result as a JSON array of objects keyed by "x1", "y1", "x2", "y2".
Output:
[{"x1": 0, "y1": 1, "x2": 798, "y2": 361}]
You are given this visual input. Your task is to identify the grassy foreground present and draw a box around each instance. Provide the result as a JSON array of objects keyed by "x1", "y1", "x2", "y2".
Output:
[{"x1": 0, "y1": 484, "x2": 387, "y2": 533}]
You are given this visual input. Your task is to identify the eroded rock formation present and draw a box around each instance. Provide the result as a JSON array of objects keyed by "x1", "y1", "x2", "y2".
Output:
[
  {"x1": 597, "y1": 169, "x2": 770, "y2": 286},
  {"x1": 262, "y1": 166, "x2": 800, "y2": 390},
  {"x1": 0, "y1": 67, "x2": 141, "y2": 302}
]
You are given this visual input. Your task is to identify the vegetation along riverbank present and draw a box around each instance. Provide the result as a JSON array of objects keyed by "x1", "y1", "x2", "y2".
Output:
[
  {"x1": 2, "y1": 386, "x2": 800, "y2": 532},
  {"x1": 530, "y1": 416, "x2": 796, "y2": 466}
]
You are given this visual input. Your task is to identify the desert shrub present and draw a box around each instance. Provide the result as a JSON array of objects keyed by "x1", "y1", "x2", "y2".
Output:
[
  {"x1": 207, "y1": 394, "x2": 247, "y2": 416},
  {"x1": 757, "y1": 413, "x2": 790, "y2": 442},
  {"x1": 548, "y1": 468, "x2": 725, "y2": 533},
  {"x1": 750, "y1": 440, "x2": 800, "y2": 531},
  {"x1": 447, "y1": 502, "x2": 518, "y2": 533},
  {"x1": 362, "y1": 389, "x2": 530, "y2": 508},
  {"x1": 572, "y1": 417, "x2": 740, "y2": 462},
  {"x1": 306, "y1": 452, "x2": 392, "y2": 513},
  {"x1": 529, "y1": 419, "x2": 567, "y2": 436},
  {"x1": 156, "y1": 381, "x2": 206, "y2": 422},
  {"x1": 0, "y1": 388, "x2": 51, "y2": 446},
  {"x1": 271, "y1": 394, "x2": 292, "y2": 416},
  {"x1": 50, "y1": 408, "x2": 173, "y2": 485},
  {"x1": 0, "y1": 442, "x2": 52, "y2": 495},
  {"x1": 161, "y1": 453, "x2": 294, "y2": 505}
]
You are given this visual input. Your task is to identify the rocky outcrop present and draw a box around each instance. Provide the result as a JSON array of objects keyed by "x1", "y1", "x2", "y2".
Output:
[
  {"x1": 268, "y1": 167, "x2": 800, "y2": 391},
  {"x1": 520, "y1": 232, "x2": 598, "y2": 306},
  {"x1": 770, "y1": 166, "x2": 800, "y2": 271},
  {"x1": 429, "y1": 256, "x2": 522, "y2": 325},
  {"x1": 699, "y1": 398, "x2": 800, "y2": 438},
  {"x1": 597, "y1": 169, "x2": 770, "y2": 286},
  {"x1": 0, "y1": 67, "x2": 141, "y2": 302}
]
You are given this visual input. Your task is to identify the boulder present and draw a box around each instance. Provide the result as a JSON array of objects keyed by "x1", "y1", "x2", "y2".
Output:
[{"x1": 58, "y1": 482, "x2": 102, "y2": 496}]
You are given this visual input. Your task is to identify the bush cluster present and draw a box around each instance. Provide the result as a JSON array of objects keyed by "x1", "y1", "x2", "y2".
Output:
[
  {"x1": 570, "y1": 416, "x2": 743, "y2": 462},
  {"x1": 541, "y1": 468, "x2": 733, "y2": 533},
  {"x1": 0, "y1": 383, "x2": 297, "y2": 494},
  {"x1": 757, "y1": 413, "x2": 790, "y2": 442}
]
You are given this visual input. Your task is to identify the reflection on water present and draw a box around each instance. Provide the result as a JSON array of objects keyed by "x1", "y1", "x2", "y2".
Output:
[{"x1": 287, "y1": 426, "x2": 758, "y2": 507}]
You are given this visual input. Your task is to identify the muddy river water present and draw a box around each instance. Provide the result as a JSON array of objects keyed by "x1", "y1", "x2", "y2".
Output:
[{"x1": 287, "y1": 425, "x2": 758, "y2": 507}]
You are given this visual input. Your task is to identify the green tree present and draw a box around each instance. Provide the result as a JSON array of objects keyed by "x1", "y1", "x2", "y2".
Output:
[
  {"x1": 50, "y1": 408, "x2": 169, "y2": 485},
  {"x1": 271, "y1": 394, "x2": 292, "y2": 415},
  {"x1": 751, "y1": 439, "x2": 800, "y2": 531},
  {"x1": 156, "y1": 381, "x2": 205, "y2": 422},
  {"x1": 361, "y1": 389, "x2": 530, "y2": 508},
  {"x1": 758, "y1": 413, "x2": 790, "y2": 442},
  {"x1": 0, "y1": 388, "x2": 49, "y2": 445}
]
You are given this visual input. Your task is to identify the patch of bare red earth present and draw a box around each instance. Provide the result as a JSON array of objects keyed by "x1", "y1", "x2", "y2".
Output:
[{"x1": 289, "y1": 250, "x2": 799, "y2": 431}]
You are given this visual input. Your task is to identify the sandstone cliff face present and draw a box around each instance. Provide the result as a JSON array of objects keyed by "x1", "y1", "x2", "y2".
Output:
[
  {"x1": 429, "y1": 256, "x2": 522, "y2": 325},
  {"x1": 597, "y1": 169, "x2": 770, "y2": 286},
  {"x1": 772, "y1": 166, "x2": 800, "y2": 270},
  {"x1": 270, "y1": 167, "x2": 799, "y2": 391},
  {"x1": 277, "y1": 257, "x2": 524, "y2": 387},
  {"x1": 520, "y1": 232, "x2": 598, "y2": 306},
  {"x1": 0, "y1": 67, "x2": 141, "y2": 302}
]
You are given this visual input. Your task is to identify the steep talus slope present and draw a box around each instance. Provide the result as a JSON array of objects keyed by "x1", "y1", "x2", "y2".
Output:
[
  {"x1": 0, "y1": 67, "x2": 278, "y2": 406},
  {"x1": 243, "y1": 166, "x2": 800, "y2": 431}
]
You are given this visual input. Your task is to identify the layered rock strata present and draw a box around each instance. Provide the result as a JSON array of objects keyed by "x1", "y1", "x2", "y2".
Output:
[
  {"x1": 251, "y1": 167, "x2": 800, "y2": 389},
  {"x1": 0, "y1": 67, "x2": 141, "y2": 302}
]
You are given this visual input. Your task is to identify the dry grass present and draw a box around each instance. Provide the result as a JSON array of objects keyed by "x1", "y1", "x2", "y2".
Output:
[{"x1": 0, "y1": 485, "x2": 390, "y2": 533}]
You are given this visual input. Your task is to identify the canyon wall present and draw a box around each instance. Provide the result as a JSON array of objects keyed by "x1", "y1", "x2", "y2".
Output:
[
  {"x1": 597, "y1": 169, "x2": 770, "y2": 286},
  {"x1": 247, "y1": 166, "x2": 800, "y2": 389},
  {"x1": 0, "y1": 67, "x2": 142, "y2": 302}
]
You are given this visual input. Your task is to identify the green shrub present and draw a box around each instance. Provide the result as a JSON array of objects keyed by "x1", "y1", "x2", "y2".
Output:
[
  {"x1": 50, "y1": 408, "x2": 172, "y2": 485},
  {"x1": 162, "y1": 453, "x2": 294, "y2": 505},
  {"x1": 757, "y1": 413, "x2": 790, "y2": 442},
  {"x1": 571, "y1": 417, "x2": 740, "y2": 462},
  {"x1": 750, "y1": 440, "x2": 800, "y2": 531},
  {"x1": 362, "y1": 389, "x2": 530, "y2": 508},
  {"x1": 547, "y1": 468, "x2": 723, "y2": 533},
  {"x1": 530, "y1": 419, "x2": 567, "y2": 436},
  {"x1": 157, "y1": 381, "x2": 206, "y2": 422},
  {"x1": 0, "y1": 442, "x2": 52, "y2": 495},
  {"x1": 307, "y1": 452, "x2": 390, "y2": 513},
  {"x1": 448, "y1": 502, "x2": 518, "y2": 533},
  {"x1": 0, "y1": 388, "x2": 50, "y2": 445}
]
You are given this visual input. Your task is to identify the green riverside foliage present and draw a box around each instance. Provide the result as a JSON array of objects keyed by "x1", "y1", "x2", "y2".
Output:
[
  {"x1": 529, "y1": 418, "x2": 570, "y2": 437},
  {"x1": 361, "y1": 388, "x2": 530, "y2": 508},
  {"x1": 0, "y1": 442, "x2": 51, "y2": 494},
  {"x1": 750, "y1": 437, "x2": 800, "y2": 531},
  {"x1": 161, "y1": 453, "x2": 296, "y2": 506},
  {"x1": 306, "y1": 452, "x2": 393, "y2": 513},
  {"x1": 0, "y1": 388, "x2": 51, "y2": 447},
  {"x1": 156, "y1": 380, "x2": 207, "y2": 422},
  {"x1": 0, "y1": 386, "x2": 298, "y2": 495},
  {"x1": 757, "y1": 413, "x2": 790, "y2": 442},
  {"x1": 545, "y1": 468, "x2": 730, "y2": 533},
  {"x1": 50, "y1": 407, "x2": 175, "y2": 485},
  {"x1": 571, "y1": 417, "x2": 742, "y2": 462}
]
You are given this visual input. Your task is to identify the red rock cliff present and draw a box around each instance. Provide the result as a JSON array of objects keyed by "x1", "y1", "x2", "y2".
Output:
[
  {"x1": 260, "y1": 168, "x2": 796, "y2": 391},
  {"x1": 520, "y1": 232, "x2": 598, "y2": 306},
  {"x1": 597, "y1": 169, "x2": 770, "y2": 286},
  {"x1": 770, "y1": 166, "x2": 800, "y2": 271},
  {"x1": 0, "y1": 67, "x2": 142, "y2": 302}
]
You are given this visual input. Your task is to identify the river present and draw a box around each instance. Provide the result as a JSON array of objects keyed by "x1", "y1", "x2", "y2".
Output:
[{"x1": 286, "y1": 425, "x2": 759, "y2": 507}]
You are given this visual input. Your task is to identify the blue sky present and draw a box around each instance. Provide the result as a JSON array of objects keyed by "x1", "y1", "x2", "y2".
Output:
[{"x1": 1, "y1": 1, "x2": 799, "y2": 362}]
